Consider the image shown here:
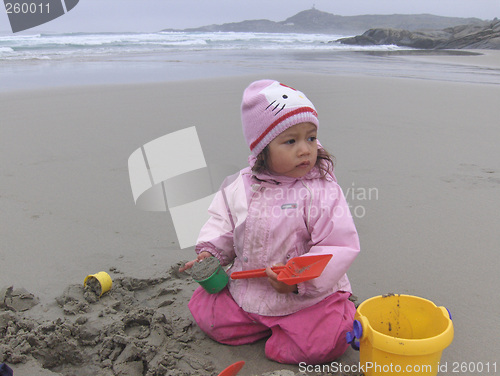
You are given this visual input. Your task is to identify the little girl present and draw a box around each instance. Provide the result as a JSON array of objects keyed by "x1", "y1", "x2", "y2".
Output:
[{"x1": 180, "y1": 79, "x2": 360, "y2": 364}]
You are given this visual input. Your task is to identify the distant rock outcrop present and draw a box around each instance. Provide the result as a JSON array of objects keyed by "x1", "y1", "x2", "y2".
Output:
[
  {"x1": 164, "y1": 8, "x2": 484, "y2": 36},
  {"x1": 338, "y1": 19, "x2": 500, "y2": 49}
]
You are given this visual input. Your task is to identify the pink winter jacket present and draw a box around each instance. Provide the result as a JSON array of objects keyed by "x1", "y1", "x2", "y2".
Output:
[{"x1": 195, "y1": 163, "x2": 360, "y2": 316}]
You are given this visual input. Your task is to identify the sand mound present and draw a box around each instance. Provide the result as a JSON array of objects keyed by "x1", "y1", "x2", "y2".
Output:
[{"x1": 0, "y1": 262, "x2": 218, "y2": 376}]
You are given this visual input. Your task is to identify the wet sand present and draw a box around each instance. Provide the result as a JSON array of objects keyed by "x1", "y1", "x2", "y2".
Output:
[{"x1": 1, "y1": 69, "x2": 499, "y2": 374}]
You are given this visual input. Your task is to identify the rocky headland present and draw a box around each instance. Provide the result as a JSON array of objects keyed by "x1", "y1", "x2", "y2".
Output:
[{"x1": 337, "y1": 19, "x2": 500, "y2": 49}]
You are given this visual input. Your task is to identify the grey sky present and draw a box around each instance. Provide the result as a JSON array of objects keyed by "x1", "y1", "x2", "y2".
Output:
[{"x1": 1, "y1": 0, "x2": 499, "y2": 33}]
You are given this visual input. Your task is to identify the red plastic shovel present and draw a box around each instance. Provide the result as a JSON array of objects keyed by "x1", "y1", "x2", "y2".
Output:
[
  {"x1": 218, "y1": 361, "x2": 245, "y2": 376},
  {"x1": 230, "y1": 254, "x2": 332, "y2": 285}
]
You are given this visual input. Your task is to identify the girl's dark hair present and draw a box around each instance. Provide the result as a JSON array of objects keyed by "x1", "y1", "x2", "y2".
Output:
[{"x1": 252, "y1": 146, "x2": 335, "y2": 180}]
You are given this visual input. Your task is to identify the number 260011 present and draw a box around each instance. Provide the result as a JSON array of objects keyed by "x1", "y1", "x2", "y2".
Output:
[{"x1": 5, "y1": 2, "x2": 50, "y2": 14}]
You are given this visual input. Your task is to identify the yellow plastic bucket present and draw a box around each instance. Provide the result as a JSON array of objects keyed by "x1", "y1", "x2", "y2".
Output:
[
  {"x1": 84, "y1": 271, "x2": 113, "y2": 297},
  {"x1": 347, "y1": 294, "x2": 453, "y2": 376}
]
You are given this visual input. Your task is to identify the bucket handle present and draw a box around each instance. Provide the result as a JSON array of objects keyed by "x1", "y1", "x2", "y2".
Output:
[{"x1": 346, "y1": 316, "x2": 368, "y2": 351}]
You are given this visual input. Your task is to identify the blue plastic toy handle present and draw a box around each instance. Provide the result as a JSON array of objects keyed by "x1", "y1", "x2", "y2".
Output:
[
  {"x1": 353, "y1": 319, "x2": 363, "y2": 338},
  {"x1": 0, "y1": 363, "x2": 14, "y2": 376},
  {"x1": 346, "y1": 330, "x2": 360, "y2": 351},
  {"x1": 346, "y1": 320, "x2": 363, "y2": 351},
  {"x1": 346, "y1": 331, "x2": 355, "y2": 343}
]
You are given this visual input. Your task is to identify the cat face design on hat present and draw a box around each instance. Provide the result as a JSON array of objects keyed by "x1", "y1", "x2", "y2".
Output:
[
  {"x1": 261, "y1": 81, "x2": 315, "y2": 116},
  {"x1": 241, "y1": 79, "x2": 319, "y2": 157}
]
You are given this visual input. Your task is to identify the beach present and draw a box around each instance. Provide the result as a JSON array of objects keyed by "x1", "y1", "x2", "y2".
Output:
[{"x1": 1, "y1": 50, "x2": 500, "y2": 375}]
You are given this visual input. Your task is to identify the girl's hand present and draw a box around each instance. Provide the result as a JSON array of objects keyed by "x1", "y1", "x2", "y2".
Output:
[
  {"x1": 265, "y1": 264, "x2": 298, "y2": 294},
  {"x1": 179, "y1": 251, "x2": 213, "y2": 273}
]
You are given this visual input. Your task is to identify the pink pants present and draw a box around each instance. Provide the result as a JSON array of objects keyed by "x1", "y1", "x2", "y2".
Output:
[{"x1": 188, "y1": 287, "x2": 355, "y2": 364}]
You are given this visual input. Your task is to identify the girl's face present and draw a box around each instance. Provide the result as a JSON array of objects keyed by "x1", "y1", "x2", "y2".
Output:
[{"x1": 267, "y1": 122, "x2": 318, "y2": 178}]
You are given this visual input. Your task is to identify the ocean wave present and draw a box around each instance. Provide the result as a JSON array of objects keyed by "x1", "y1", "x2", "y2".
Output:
[
  {"x1": 0, "y1": 47, "x2": 14, "y2": 53},
  {"x1": 0, "y1": 31, "x2": 412, "y2": 62}
]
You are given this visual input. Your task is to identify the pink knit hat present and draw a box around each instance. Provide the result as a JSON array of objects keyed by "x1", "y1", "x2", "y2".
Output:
[{"x1": 241, "y1": 80, "x2": 319, "y2": 156}]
